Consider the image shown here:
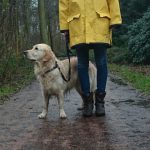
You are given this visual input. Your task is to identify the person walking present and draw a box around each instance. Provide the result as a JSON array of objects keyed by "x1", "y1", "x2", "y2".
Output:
[{"x1": 59, "y1": 0, "x2": 122, "y2": 117}]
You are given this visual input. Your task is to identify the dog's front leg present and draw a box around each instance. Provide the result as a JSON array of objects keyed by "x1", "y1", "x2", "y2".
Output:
[
  {"x1": 38, "y1": 91, "x2": 50, "y2": 119},
  {"x1": 58, "y1": 91, "x2": 67, "y2": 119}
]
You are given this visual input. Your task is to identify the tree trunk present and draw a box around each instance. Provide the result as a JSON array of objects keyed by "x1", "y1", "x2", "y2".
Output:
[{"x1": 38, "y1": 0, "x2": 50, "y2": 45}]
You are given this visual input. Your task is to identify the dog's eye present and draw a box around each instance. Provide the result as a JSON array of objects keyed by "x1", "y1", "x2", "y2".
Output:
[{"x1": 35, "y1": 47, "x2": 38, "y2": 50}]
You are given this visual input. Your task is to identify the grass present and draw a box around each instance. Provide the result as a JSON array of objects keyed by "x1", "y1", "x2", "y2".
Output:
[
  {"x1": 0, "y1": 57, "x2": 34, "y2": 104},
  {"x1": 0, "y1": 71, "x2": 34, "y2": 104},
  {"x1": 0, "y1": 86, "x2": 14, "y2": 97},
  {"x1": 0, "y1": 73, "x2": 34, "y2": 104},
  {"x1": 109, "y1": 64, "x2": 150, "y2": 95}
]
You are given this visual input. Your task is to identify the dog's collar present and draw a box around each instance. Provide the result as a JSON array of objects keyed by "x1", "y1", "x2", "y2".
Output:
[
  {"x1": 42, "y1": 60, "x2": 70, "y2": 82},
  {"x1": 43, "y1": 61, "x2": 58, "y2": 76}
]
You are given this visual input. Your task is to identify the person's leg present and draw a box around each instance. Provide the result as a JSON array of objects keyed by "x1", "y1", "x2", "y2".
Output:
[
  {"x1": 93, "y1": 44, "x2": 108, "y2": 116},
  {"x1": 76, "y1": 44, "x2": 93, "y2": 117},
  {"x1": 93, "y1": 45, "x2": 108, "y2": 93},
  {"x1": 76, "y1": 44, "x2": 90, "y2": 96}
]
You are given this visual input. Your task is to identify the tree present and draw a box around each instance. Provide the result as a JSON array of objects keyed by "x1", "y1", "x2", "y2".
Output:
[{"x1": 38, "y1": 0, "x2": 50, "y2": 45}]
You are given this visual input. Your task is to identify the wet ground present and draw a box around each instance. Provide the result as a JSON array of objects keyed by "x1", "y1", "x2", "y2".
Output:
[{"x1": 0, "y1": 76, "x2": 150, "y2": 150}]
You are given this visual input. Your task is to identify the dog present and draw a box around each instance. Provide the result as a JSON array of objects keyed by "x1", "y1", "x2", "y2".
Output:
[{"x1": 24, "y1": 44, "x2": 96, "y2": 119}]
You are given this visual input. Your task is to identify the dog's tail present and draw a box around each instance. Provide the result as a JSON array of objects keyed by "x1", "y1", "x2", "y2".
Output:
[{"x1": 89, "y1": 62, "x2": 97, "y2": 92}]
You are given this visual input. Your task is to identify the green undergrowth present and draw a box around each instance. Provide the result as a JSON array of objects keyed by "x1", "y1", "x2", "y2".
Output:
[
  {"x1": 0, "y1": 57, "x2": 34, "y2": 104},
  {"x1": 109, "y1": 64, "x2": 150, "y2": 95}
]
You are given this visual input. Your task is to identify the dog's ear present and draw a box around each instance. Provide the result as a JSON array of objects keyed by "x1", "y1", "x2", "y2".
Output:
[{"x1": 42, "y1": 51, "x2": 52, "y2": 62}]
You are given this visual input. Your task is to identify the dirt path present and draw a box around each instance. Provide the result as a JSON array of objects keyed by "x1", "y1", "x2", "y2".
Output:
[{"x1": 0, "y1": 76, "x2": 150, "y2": 150}]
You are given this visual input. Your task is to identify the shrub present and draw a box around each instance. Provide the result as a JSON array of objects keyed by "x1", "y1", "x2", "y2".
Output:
[
  {"x1": 107, "y1": 47, "x2": 130, "y2": 64},
  {"x1": 128, "y1": 8, "x2": 150, "y2": 64}
]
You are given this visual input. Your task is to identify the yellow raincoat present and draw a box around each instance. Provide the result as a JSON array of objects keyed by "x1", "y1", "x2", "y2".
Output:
[{"x1": 59, "y1": 0, "x2": 122, "y2": 48}]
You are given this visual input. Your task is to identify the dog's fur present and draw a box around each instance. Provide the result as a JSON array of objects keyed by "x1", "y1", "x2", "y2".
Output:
[{"x1": 24, "y1": 44, "x2": 96, "y2": 119}]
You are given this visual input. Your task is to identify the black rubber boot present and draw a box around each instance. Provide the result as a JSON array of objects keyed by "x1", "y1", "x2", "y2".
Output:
[
  {"x1": 95, "y1": 91, "x2": 106, "y2": 116},
  {"x1": 82, "y1": 92, "x2": 94, "y2": 117}
]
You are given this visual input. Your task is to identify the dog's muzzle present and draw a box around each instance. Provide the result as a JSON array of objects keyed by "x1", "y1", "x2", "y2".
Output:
[
  {"x1": 23, "y1": 51, "x2": 28, "y2": 57},
  {"x1": 23, "y1": 51, "x2": 36, "y2": 61}
]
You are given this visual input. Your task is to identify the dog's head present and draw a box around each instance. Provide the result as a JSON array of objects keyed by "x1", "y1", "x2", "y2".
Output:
[{"x1": 24, "y1": 44, "x2": 54, "y2": 62}]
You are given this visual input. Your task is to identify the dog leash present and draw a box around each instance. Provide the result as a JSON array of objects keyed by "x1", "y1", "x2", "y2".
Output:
[
  {"x1": 63, "y1": 36, "x2": 71, "y2": 82},
  {"x1": 42, "y1": 35, "x2": 72, "y2": 82}
]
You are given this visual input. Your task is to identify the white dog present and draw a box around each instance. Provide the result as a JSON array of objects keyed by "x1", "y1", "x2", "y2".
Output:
[{"x1": 24, "y1": 44, "x2": 96, "y2": 119}]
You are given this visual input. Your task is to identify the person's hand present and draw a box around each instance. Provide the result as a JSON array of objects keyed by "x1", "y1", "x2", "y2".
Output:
[
  {"x1": 64, "y1": 30, "x2": 69, "y2": 43},
  {"x1": 110, "y1": 24, "x2": 121, "y2": 31},
  {"x1": 61, "y1": 30, "x2": 69, "y2": 42}
]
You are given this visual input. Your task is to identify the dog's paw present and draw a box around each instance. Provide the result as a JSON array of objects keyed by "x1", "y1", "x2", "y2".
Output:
[
  {"x1": 60, "y1": 110, "x2": 67, "y2": 119},
  {"x1": 38, "y1": 112, "x2": 47, "y2": 119}
]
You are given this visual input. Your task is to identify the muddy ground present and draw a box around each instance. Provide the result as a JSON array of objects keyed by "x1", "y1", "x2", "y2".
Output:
[{"x1": 0, "y1": 76, "x2": 150, "y2": 150}]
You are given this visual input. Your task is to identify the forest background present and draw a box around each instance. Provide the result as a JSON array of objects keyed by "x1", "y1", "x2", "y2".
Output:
[{"x1": 0, "y1": 0, "x2": 150, "y2": 100}]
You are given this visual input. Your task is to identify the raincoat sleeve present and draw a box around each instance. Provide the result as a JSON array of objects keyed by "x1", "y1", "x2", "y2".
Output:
[
  {"x1": 107, "y1": 0, "x2": 122, "y2": 26},
  {"x1": 59, "y1": 0, "x2": 69, "y2": 31}
]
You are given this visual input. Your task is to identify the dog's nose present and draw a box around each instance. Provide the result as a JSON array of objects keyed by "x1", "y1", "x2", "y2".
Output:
[{"x1": 23, "y1": 51, "x2": 27, "y2": 56}]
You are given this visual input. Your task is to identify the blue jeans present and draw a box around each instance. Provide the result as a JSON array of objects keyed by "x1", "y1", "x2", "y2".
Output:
[{"x1": 76, "y1": 44, "x2": 108, "y2": 96}]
